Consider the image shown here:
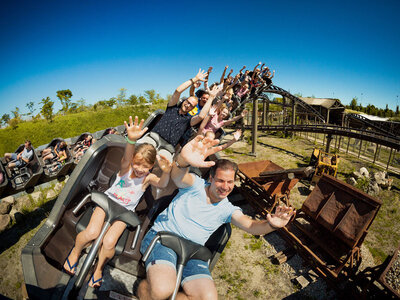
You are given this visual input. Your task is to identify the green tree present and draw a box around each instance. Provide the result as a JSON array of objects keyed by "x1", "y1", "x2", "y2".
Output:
[
  {"x1": 77, "y1": 98, "x2": 87, "y2": 111},
  {"x1": 1, "y1": 113, "x2": 10, "y2": 128},
  {"x1": 11, "y1": 107, "x2": 21, "y2": 120},
  {"x1": 8, "y1": 118, "x2": 19, "y2": 130},
  {"x1": 396, "y1": 105, "x2": 399, "y2": 115},
  {"x1": 350, "y1": 97, "x2": 358, "y2": 110},
  {"x1": 56, "y1": 89, "x2": 73, "y2": 113},
  {"x1": 41, "y1": 97, "x2": 54, "y2": 122},
  {"x1": 144, "y1": 89, "x2": 156, "y2": 103},
  {"x1": 26, "y1": 101, "x2": 35, "y2": 117},
  {"x1": 117, "y1": 88, "x2": 127, "y2": 106},
  {"x1": 107, "y1": 98, "x2": 117, "y2": 108},
  {"x1": 127, "y1": 94, "x2": 139, "y2": 106},
  {"x1": 138, "y1": 96, "x2": 147, "y2": 104}
]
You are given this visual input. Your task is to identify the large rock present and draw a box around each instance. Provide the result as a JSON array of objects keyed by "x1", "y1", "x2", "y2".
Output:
[
  {"x1": 54, "y1": 182, "x2": 64, "y2": 193},
  {"x1": 46, "y1": 189, "x2": 57, "y2": 200},
  {"x1": 0, "y1": 214, "x2": 10, "y2": 233},
  {"x1": 1, "y1": 196, "x2": 15, "y2": 205},
  {"x1": 367, "y1": 181, "x2": 380, "y2": 196},
  {"x1": 352, "y1": 171, "x2": 363, "y2": 180},
  {"x1": 359, "y1": 167, "x2": 370, "y2": 178},
  {"x1": 346, "y1": 177, "x2": 357, "y2": 186},
  {"x1": 14, "y1": 195, "x2": 32, "y2": 212},
  {"x1": 373, "y1": 171, "x2": 387, "y2": 186},
  {"x1": 0, "y1": 201, "x2": 12, "y2": 215},
  {"x1": 30, "y1": 191, "x2": 43, "y2": 204}
]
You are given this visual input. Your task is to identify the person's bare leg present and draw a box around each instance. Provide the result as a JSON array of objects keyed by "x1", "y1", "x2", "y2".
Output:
[
  {"x1": 138, "y1": 264, "x2": 176, "y2": 300},
  {"x1": 43, "y1": 153, "x2": 55, "y2": 161},
  {"x1": 89, "y1": 220, "x2": 126, "y2": 287},
  {"x1": 178, "y1": 278, "x2": 218, "y2": 300},
  {"x1": 63, "y1": 207, "x2": 105, "y2": 274}
]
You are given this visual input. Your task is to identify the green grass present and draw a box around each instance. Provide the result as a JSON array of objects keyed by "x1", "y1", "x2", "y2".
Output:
[{"x1": 0, "y1": 105, "x2": 151, "y2": 155}]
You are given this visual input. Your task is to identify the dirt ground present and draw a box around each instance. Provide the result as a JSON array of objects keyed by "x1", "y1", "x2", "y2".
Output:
[{"x1": 0, "y1": 132, "x2": 391, "y2": 299}]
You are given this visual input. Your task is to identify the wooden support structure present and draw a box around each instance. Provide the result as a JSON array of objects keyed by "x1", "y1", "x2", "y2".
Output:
[
  {"x1": 250, "y1": 97, "x2": 258, "y2": 156},
  {"x1": 386, "y1": 148, "x2": 393, "y2": 171},
  {"x1": 325, "y1": 134, "x2": 333, "y2": 153},
  {"x1": 346, "y1": 137, "x2": 350, "y2": 154},
  {"x1": 373, "y1": 143, "x2": 379, "y2": 164},
  {"x1": 358, "y1": 140, "x2": 363, "y2": 158}
]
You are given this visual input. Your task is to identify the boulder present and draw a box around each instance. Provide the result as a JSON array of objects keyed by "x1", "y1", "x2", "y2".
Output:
[
  {"x1": 0, "y1": 201, "x2": 12, "y2": 215},
  {"x1": 359, "y1": 167, "x2": 370, "y2": 178},
  {"x1": 346, "y1": 177, "x2": 357, "y2": 186},
  {"x1": 54, "y1": 182, "x2": 64, "y2": 193},
  {"x1": 373, "y1": 171, "x2": 387, "y2": 186},
  {"x1": 46, "y1": 189, "x2": 57, "y2": 200},
  {"x1": 352, "y1": 171, "x2": 363, "y2": 180},
  {"x1": 30, "y1": 191, "x2": 43, "y2": 204},
  {"x1": 14, "y1": 195, "x2": 32, "y2": 212},
  {"x1": 1, "y1": 196, "x2": 15, "y2": 205},
  {"x1": 367, "y1": 181, "x2": 380, "y2": 196},
  {"x1": 0, "y1": 214, "x2": 11, "y2": 233}
]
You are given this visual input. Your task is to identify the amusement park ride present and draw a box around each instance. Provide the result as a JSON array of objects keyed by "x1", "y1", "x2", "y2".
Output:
[{"x1": 1, "y1": 78, "x2": 398, "y2": 299}]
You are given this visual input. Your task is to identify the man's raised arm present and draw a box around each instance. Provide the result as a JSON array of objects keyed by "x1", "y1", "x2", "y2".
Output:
[
  {"x1": 171, "y1": 135, "x2": 223, "y2": 188},
  {"x1": 168, "y1": 69, "x2": 208, "y2": 107}
]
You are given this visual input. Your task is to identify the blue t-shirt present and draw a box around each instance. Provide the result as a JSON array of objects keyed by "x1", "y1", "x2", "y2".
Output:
[{"x1": 152, "y1": 176, "x2": 240, "y2": 245}]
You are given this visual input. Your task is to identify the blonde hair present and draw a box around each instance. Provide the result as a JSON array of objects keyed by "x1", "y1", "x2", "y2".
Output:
[{"x1": 133, "y1": 143, "x2": 157, "y2": 166}]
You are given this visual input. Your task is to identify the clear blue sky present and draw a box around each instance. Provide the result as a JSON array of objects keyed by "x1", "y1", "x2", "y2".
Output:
[{"x1": 0, "y1": 0, "x2": 399, "y2": 117}]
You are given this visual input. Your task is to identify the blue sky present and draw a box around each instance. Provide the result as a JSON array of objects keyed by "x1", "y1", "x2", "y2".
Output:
[{"x1": 0, "y1": 0, "x2": 399, "y2": 117}]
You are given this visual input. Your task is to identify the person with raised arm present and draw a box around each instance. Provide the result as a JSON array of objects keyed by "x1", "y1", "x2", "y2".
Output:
[
  {"x1": 137, "y1": 135, "x2": 295, "y2": 300},
  {"x1": 63, "y1": 116, "x2": 172, "y2": 288},
  {"x1": 136, "y1": 69, "x2": 217, "y2": 162}
]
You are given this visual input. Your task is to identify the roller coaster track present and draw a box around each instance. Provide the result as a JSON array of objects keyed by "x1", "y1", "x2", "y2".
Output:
[
  {"x1": 245, "y1": 124, "x2": 400, "y2": 150},
  {"x1": 345, "y1": 113, "x2": 398, "y2": 138},
  {"x1": 261, "y1": 85, "x2": 326, "y2": 123}
]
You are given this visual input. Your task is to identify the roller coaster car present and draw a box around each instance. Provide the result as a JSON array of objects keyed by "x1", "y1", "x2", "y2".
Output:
[
  {"x1": 0, "y1": 144, "x2": 43, "y2": 194},
  {"x1": 68, "y1": 132, "x2": 94, "y2": 169},
  {"x1": 22, "y1": 114, "x2": 231, "y2": 299},
  {"x1": 0, "y1": 162, "x2": 9, "y2": 197},
  {"x1": 309, "y1": 148, "x2": 339, "y2": 184},
  {"x1": 39, "y1": 138, "x2": 74, "y2": 182}
]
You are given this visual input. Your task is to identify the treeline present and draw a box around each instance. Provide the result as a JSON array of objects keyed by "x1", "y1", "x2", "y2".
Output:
[
  {"x1": 346, "y1": 97, "x2": 399, "y2": 120},
  {"x1": 0, "y1": 88, "x2": 171, "y2": 129}
]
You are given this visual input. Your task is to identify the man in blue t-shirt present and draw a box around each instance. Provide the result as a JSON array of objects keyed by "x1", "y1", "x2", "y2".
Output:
[
  {"x1": 138, "y1": 136, "x2": 295, "y2": 300},
  {"x1": 5, "y1": 140, "x2": 33, "y2": 168}
]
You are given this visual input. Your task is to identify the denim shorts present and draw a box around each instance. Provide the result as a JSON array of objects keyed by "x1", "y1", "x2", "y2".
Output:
[
  {"x1": 10, "y1": 153, "x2": 23, "y2": 167},
  {"x1": 140, "y1": 229, "x2": 212, "y2": 285}
]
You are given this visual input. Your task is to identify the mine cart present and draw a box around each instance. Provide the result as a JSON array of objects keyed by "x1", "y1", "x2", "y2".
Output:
[
  {"x1": 280, "y1": 174, "x2": 382, "y2": 280},
  {"x1": 310, "y1": 148, "x2": 339, "y2": 184},
  {"x1": 377, "y1": 242, "x2": 400, "y2": 298},
  {"x1": 237, "y1": 160, "x2": 305, "y2": 217}
]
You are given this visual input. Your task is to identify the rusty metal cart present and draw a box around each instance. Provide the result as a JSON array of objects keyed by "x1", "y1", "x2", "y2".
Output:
[
  {"x1": 280, "y1": 174, "x2": 382, "y2": 280},
  {"x1": 237, "y1": 160, "x2": 303, "y2": 217}
]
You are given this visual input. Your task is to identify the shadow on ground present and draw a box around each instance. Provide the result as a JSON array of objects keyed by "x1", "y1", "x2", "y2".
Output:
[{"x1": 0, "y1": 199, "x2": 56, "y2": 254}]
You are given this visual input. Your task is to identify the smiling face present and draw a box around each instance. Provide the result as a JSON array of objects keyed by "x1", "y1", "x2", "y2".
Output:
[
  {"x1": 181, "y1": 96, "x2": 198, "y2": 113},
  {"x1": 220, "y1": 108, "x2": 230, "y2": 119},
  {"x1": 131, "y1": 153, "x2": 154, "y2": 178},
  {"x1": 199, "y1": 93, "x2": 209, "y2": 107},
  {"x1": 208, "y1": 168, "x2": 235, "y2": 202}
]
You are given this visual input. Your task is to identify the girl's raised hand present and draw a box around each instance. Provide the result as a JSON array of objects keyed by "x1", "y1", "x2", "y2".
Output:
[
  {"x1": 124, "y1": 116, "x2": 148, "y2": 142},
  {"x1": 157, "y1": 154, "x2": 172, "y2": 173},
  {"x1": 209, "y1": 106, "x2": 217, "y2": 116}
]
